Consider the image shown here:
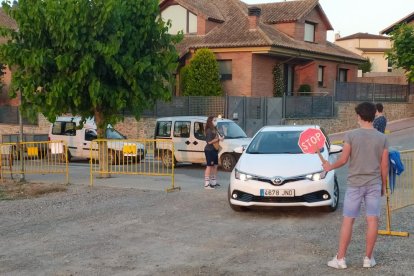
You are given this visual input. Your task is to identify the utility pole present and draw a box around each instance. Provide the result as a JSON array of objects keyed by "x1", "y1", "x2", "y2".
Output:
[{"x1": 18, "y1": 91, "x2": 25, "y2": 182}]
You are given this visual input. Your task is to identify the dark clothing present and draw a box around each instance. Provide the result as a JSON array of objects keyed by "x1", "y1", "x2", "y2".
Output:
[
  {"x1": 373, "y1": 115, "x2": 387, "y2": 133},
  {"x1": 205, "y1": 149, "x2": 219, "y2": 166},
  {"x1": 204, "y1": 127, "x2": 217, "y2": 151}
]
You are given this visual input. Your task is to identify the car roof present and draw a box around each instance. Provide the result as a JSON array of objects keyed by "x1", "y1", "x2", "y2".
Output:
[
  {"x1": 259, "y1": 125, "x2": 321, "y2": 132},
  {"x1": 156, "y1": 116, "x2": 234, "y2": 122}
]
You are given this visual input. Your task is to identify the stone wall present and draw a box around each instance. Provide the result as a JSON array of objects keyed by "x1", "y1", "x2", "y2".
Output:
[
  {"x1": 285, "y1": 102, "x2": 414, "y2": 134},
  {"x1": 1, "y1": 102, "x2": 413, "y2": 142}
]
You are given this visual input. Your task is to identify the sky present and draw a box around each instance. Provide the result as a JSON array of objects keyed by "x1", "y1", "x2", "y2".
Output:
[{"x1": 243, "y1": 0, "x2": 414, "y2": 41}]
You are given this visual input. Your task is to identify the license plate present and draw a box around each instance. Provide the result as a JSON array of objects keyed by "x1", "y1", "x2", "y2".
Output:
[{"x1": 260, "y1": 189, "x2": 295, "y2": 197}]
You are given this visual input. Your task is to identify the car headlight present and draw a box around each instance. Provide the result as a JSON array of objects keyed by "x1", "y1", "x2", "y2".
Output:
[
  {"x1": 235, "y1": 168, "x2": 253, "y2": 181},
  {"x1": 306, "y1": 171, "x2": 327, "y2": 181}
]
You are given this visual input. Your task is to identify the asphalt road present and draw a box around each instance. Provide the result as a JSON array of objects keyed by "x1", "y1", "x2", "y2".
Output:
[{"x1": 1, "y1": 126, "x2": 413, "y2": 275}]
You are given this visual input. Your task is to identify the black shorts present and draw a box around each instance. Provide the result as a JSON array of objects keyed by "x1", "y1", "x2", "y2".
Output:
[{"x1": 205, "y1": 149, "x2": 218, "y2": 166}]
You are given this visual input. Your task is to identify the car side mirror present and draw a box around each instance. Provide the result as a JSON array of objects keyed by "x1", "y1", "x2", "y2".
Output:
[
  {"x1": 234, "y1": 146, "x2": 244, "y2": 154},
  {"x1": 329, "y1": 144, "x2": 342, "y2": 155}
]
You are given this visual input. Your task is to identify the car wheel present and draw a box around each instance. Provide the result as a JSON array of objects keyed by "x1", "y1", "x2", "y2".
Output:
[
  {"x1": 162, "y1": 150, "x2": 176, "y2": 168},
  {"x1": 326, "y1": 175, "x2": 339, "y2": 212},
  {"x1": 228, "y1": 185, "x2": 248, "y2": 212},
  {"x1": 221, "y1": 153, "x2": 236, "y2": 172}
]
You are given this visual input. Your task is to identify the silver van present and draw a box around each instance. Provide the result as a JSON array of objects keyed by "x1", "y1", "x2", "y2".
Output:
[{"x1": 155, "y1": 116, "x2": 251, "y2": 171}]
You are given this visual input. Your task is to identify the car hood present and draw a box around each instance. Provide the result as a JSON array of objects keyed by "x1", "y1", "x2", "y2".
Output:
[
  {"x1": 236, "y1": 153, "x2": 325, "y2": 178},
  {"x1": 223, "y1": 138, "x2": 251, "y2": 149}
]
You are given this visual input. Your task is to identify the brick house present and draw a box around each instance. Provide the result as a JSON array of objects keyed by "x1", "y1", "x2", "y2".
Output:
[
  {"x1": 0, "y1": 9, "x2": 18, "y2": 108},
  {"x1": 160, "y1": 0, "x2": 364, "y2": 97},
  {"x1": 380, "y1": 11, "x2": 414, "y2": 35}
]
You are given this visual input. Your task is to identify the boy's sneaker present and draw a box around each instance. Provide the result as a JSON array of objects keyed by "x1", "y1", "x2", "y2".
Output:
[
  {"x1": 327, "y1": 255, "x2": 347, "y2": 269},
  {"x1": 204, "y1": 184, "x2": 215, "y2": 190},
  {"x1": 363, "y1": 256, "x2": 376, "y2": 268},
  {"x1": 211, "y1": 183, "x2": 221, "y2": 188}
]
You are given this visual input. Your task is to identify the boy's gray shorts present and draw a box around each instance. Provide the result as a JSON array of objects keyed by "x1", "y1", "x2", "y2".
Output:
[{"x1": 343, "y1": 184, "x2": 382, "y2": 218}]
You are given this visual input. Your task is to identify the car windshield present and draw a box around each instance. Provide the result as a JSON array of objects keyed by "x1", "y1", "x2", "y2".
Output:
[
  {"x1": 246, "y1": 130, "x2": 303, "y2": 154},
  {"x1": 216, "y1": 122, "x2": 247, "y2": 139},
  {"x1": 106, "y1": 128, "x2": 125, "y2": 139}
]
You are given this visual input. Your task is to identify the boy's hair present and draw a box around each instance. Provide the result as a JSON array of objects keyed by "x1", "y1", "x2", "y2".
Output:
[
  {"x1": 355, "y1": 102, "x2": 376, "y2": 122},
  {"x1": 375, "y1": 103, "x2": 384, "y2": 113}
]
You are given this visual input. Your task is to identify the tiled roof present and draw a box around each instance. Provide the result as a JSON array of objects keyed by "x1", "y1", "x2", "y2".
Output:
[
  {"x1": 0, "y1": 9, "x2": 17, "y2": 30},
  {"x1": 256, "y1": 0, "x2": 321, "y2": 24},
  {"x1": 336, "y1": 32, "x2": 389, "y2": 41},
  {"x1": 160, "y1": 0, "x2": 225, "y2": 22},
  {"x1": 171, "y1": 0, "x2": 363, "y2": 62},
  {"x1": 380, "y1": 11, "x2": 414, "y2": 34}
]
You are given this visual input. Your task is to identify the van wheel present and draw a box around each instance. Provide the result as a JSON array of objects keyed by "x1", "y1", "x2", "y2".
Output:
[
  {"x1": 221, "y1": 153, "x2": 236, "y2": 172},
  {"x1": 162, "y1": 150, "x2": 176, "y2": 168}
]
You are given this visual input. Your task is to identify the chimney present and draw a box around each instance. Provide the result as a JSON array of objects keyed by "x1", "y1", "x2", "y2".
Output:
[
  {"x1": 248, "y1": 6, "x2": 261, "y2": 30},
  {"x1": 334, "y1": 32, "x2": 341, "y2": 41}
]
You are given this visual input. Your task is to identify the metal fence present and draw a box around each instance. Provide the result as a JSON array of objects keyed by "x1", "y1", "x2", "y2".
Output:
[
  {"x1": 284, "y1": 95, "x2": 334, "y2": 119},
  {"x1": 335, "y1": 82, "x2": 408, "y2": 102},
  {"x1": 0, "y1": 141, "x2": 69, "y2": 183},
  {"x1": 89, "y1": 139, "x2": 179, "y2": 192}
]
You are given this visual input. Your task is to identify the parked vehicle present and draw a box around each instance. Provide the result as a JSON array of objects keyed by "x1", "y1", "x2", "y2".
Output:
[
  {"x1": 228, "y1": 125, "x2": 342, "y2": 212},
  {"x1": 155, "y1": 116, "x2": 251, "y2": 171},
  {"x1": 48, "y1": 116, "x2": 145, "y2": 163}
]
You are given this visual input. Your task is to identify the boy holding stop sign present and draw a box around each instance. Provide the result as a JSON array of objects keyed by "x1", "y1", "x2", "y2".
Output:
[{"x1": 323, "y1": 102, "x2": 389, "y2": 269}]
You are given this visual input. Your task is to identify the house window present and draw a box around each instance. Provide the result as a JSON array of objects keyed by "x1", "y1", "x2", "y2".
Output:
[
  {"x1": 218, "y1": 60, "x2": 232, "y2": 80},
  {"x1": 318, "y1": 66, "x2": 324, "y2": 87},
  {"x1": 304, "y1": 22, "x2": 316, "y2": 42},
  {"x1": 161, "y1": 5, "x2": 197, "y2": 35},
  {"x1": 387, "y1": 59, "x2": 393, "y2": 72},
  {"x1": 338, "y1": 69, "x2": 348, "y2": 82}
]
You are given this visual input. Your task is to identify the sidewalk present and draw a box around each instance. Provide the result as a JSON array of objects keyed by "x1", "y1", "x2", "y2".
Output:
[{"x1": 329, "y1": 116, "x2": 414, "y2": 143}]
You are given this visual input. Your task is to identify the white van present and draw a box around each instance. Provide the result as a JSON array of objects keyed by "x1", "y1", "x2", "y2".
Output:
[
  {"x1": 48, "y1": 116, "x2": 145, "y2": 163},
  {"x1": 155, "y1": 116, "x2": 251, "y2": 171}
]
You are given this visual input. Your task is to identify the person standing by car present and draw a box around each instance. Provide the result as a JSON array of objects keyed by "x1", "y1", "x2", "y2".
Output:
[
  {"x1": 323, "y1": 102, "x2": 389, "y2": 269},
  {"x1": 204, "y1": 116, "x2": 223, "y2": 189},
  {"x1": 373, "y1": 103, "x2": 387, "y2": 133}
]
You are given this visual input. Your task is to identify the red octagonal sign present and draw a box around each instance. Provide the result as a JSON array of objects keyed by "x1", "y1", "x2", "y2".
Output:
[{"x1": 298, "y1": 128, "x2": 326, "y2": 154}]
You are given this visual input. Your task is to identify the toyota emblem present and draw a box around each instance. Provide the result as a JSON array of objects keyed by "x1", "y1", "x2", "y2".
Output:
[{"x1": 272, "y1": 177, "x2": 283, "y2": 185}]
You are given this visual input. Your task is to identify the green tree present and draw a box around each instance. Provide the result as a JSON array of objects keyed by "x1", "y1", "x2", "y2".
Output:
[
  {"x1": 272, "y1": 63, "x2": 284, "y2": 97},
  {"x1": 358, "y1": 57, "x2": 372, "y2": 73},
  {"x1": 0, "y1": 0, "x2": 181, "y2": 137},
  {"x1": 183, "y1": 48, "x2": 223, "y2": 96},
  {"x1": 387, "y1": 23, "x2": 414, "y2": 82}
]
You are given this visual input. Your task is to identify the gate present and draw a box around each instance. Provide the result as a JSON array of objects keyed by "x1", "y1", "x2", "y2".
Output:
[{"x1": 227, "y1": 96, "x2": 283, "y2": 137}]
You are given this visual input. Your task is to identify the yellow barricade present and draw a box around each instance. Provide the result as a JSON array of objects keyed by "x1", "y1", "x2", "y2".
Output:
[
  {"x1": 89, "y1": 139, "x2": 179, "y2": 192},
  {"x1": 379, "y1": 149, "x2": 413, "y2": 237},
  {"x1": 0, "y1": 141, "x2": 69, "y2": 184}
]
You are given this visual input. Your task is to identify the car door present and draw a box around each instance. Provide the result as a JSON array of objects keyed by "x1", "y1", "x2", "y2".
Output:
[
  {"x1": 189, "y1": 121, "x2": 207, "y2": 163},
  {"x1": 172, "y1": 120, "x2": 192, "y2": 163},
  {"x1": 82, "y1": 128, "x2": 98, "y2": 159}
]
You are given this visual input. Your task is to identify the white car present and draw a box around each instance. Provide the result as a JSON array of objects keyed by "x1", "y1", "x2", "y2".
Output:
[{"x1": 228, "y1": 125, "x2": 342, "y2": 212}]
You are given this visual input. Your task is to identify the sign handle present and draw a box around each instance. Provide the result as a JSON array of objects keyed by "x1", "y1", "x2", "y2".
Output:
[{"x1": 314, "y1": 144, "x2": 327, "y2": 164}]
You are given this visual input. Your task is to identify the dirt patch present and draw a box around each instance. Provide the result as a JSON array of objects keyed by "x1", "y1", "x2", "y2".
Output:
[{"x1": 0, "y1": 180, "x2": 67, "y2": 200}]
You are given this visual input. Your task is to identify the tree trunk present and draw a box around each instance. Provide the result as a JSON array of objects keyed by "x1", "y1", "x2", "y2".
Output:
[{"x1": 94, "y1": 110, "x2": 111, "y2": 178}]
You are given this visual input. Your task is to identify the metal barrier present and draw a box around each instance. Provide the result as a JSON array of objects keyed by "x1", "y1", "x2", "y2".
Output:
[
  {"x1": 379, "y1": 149, "x2": 413, "y2": 237},
  {"x1": 89, "y1": 139, "x2": 180, "y2": 192},
  {"x1": 0, "y1": 141, "x2": 69, "y2": 183}
]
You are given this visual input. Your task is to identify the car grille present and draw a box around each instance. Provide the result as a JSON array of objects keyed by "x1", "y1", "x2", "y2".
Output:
[
  {"x1": 232, "y1": 190, "x2": 330, "y2": 203},
  {"x1": 256, "y1": 176, "x2": 306, "y2": 186}
]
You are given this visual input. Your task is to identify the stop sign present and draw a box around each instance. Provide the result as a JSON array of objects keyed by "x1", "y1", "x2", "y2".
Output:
[{"x1": 298, "y1": 128, "x2": 326, "y2": 154}]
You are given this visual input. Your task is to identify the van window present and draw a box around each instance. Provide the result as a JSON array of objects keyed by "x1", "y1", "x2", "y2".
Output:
[
  {"x1": 52, "y1": 121, "x2": 76, "y2": 136},
  {"x1": 174, "y1": 121, "x2": 190, "y2": 138},
  {"x1": 156, "y1": 121, "x2": 172, "y2": 137},
  {"x1": 85, "y1": 129, "x2": 97, "y2": 141},
  {"x1": 194, "y1": 122, "x2": 205, "y2": 140}
]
